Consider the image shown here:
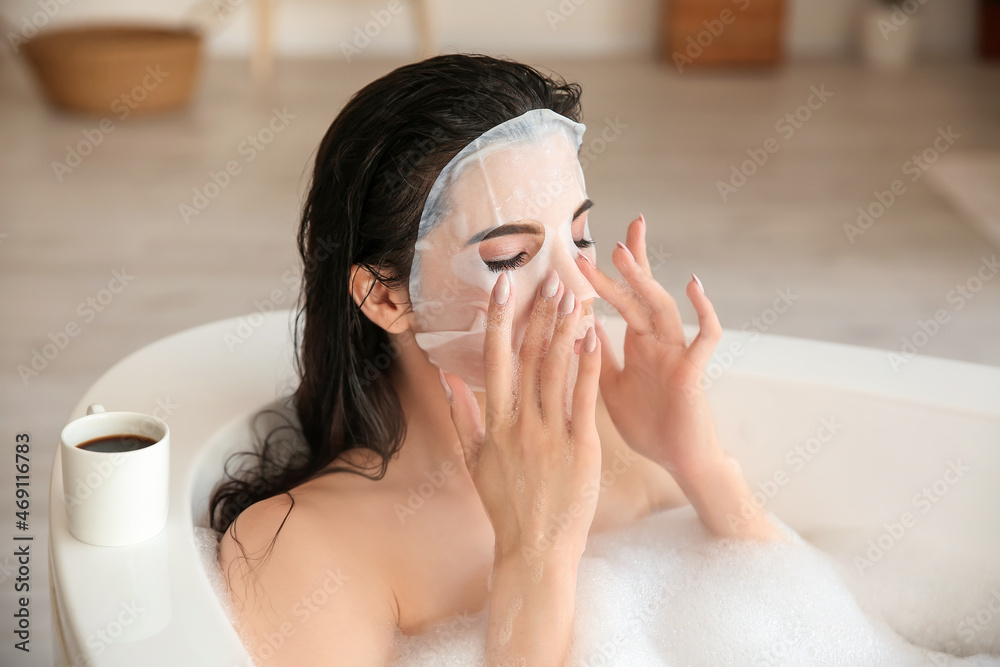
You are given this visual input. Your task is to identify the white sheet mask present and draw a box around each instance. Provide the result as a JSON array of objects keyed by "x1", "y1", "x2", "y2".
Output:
[{"x1": 409, "y1": 108, "x2": 599, "y2": 392}]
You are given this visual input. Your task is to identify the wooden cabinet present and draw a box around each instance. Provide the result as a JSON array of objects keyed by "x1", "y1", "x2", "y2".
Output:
[
  {"x1": 662, "y1": 0, "x2": 785, "y2": 68},
  {"x1": 982, "y1": 0, "x2": 1000, "y2": 59}
]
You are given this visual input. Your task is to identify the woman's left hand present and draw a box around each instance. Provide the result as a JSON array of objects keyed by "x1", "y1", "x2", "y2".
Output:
[{"x1": 574, "y1": 213, "x2": 725, "y2": 480}]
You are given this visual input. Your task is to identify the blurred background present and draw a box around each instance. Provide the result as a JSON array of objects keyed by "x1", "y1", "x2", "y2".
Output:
[{"x1": 0, "y1": 0, "x2": 998, "y2": 664}]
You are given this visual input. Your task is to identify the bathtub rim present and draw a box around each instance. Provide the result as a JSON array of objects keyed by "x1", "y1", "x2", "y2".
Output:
[{"x1": 47, "y1": 308, "x2": 1000, "y2": 665}]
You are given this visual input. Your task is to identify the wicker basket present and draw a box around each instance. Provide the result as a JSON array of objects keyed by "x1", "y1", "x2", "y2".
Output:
[{"x1": 22, "y1": 24, "x2": 202, "y2": 116}]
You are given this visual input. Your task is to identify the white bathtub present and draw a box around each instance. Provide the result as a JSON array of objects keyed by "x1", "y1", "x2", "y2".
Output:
[{"x1": 48, "y1": 309, "x2": 1000, "y2": 665}]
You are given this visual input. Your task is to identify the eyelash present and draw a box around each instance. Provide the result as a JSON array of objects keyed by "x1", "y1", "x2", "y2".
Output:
[{"x1": 485, "y1": 238, "x2": 595, "y2": 273}]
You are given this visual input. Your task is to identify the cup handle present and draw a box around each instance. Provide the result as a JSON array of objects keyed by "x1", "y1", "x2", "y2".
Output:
[{"x1": 86, "y1": 403, "x2": 106, "y2": 415}]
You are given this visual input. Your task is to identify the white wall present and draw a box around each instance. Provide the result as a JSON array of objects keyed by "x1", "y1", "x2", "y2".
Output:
[{"x1": 3, "y1": 0, "x2": 978, "y2": 60}]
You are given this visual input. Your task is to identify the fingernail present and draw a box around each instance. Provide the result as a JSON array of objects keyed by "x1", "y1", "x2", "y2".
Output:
[
  {"x1": 559, "y1": 287, "x2": 575, "y2": 315},
  {"x1": 542, "y1": 268, "x2": 559, "y2": 298},
  {"x1": 638, "y1": 213, "x2": 646, "y2": 236},
  {"x1": 494, "y1": 271, "x2": 510, "y2": 305},
  {"x1": 692, "y1": 273, "x2": 704, "y2": 294},
  {"x1": 576, "y1": 249, "x2": 595, "y2": 268},
  {"x1": 616, "y1": 241, "x2": 634, "y2": 262},
  {"x1": 438, "y1": 368, "x2": 452, "y2": 400},
  {"x1": 583, "y1": 325, "x2": 597, "y2": 353}
]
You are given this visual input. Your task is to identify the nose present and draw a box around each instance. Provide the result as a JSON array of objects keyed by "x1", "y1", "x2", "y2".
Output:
[{"x1": 552, "y1": 243, "x2": 597, "y2": 306}]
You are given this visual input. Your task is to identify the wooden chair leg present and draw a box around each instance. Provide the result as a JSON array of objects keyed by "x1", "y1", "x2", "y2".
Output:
[
  {"x1": 411, "y1": 0, "x2": 437, "y2": 59},
  {"x1": 252, "y1": 0, "x2": 273, "y2": 81}
]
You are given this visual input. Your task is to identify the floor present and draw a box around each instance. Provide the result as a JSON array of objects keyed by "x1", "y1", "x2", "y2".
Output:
[{"x1": 1, "y1": 54, "x2": 998, "y2": 666}]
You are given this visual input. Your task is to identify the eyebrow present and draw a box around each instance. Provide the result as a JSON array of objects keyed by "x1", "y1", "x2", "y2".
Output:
[{"x1": 465, "y1": 198, "x2": 594, "y2": 247}]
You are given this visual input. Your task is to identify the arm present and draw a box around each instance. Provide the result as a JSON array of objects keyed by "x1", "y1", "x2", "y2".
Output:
[
  {"x1": 439, "y1": 270, "x2": 605, "y2": 666},
  {"x1": 595, "y1": 389, "x2": 689, "y2": 516},
  {"x1": 486, "y1": 553, "x2": 580, "y2": 666},
  {"x1": 599, "y1": 383, "x2": 780, "y2": 541},
  {"x1": 666, "y1": 426, "x2": 784, "y2": 541},
  {"x1": 218, "y1": 495, "x2": 399, "y2": 666},
  {"x1": 574, "y1": 215, "x2": 783, "y2": 542}
]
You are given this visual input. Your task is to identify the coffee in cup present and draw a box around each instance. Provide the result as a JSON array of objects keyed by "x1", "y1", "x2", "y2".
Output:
[{"x1": 60, "y1": 403, "x2": 170, "y2": 547}]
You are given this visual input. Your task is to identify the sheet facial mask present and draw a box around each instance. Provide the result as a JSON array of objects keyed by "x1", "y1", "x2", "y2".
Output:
[{"x1": 409, "y1": 108, "x2": 599, "y2": 392}]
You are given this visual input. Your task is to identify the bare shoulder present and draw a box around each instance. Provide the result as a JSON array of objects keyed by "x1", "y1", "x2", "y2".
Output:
[{"x1": 218, "y1": 483, "x2": 400, "y2": 666}]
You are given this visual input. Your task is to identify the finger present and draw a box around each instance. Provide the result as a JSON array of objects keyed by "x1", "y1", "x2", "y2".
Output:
[
  {"x1": 610, "y1": 241, "x2": 686, "y2": 345},
  {"x1": 571, "y1": 325, "x2": 601, "y2": 449},
  {"x1": 518, "y1": 268, "x2": 563, "y2": 416},
  {"x1": 540, "y1": 286, "x2": 582, "y2": 425},
  {"x1": 591, "y1": 316, "x2": 622, "y2": 397},
  {"x1": 483, "y1": 271, "x2": 515, "y2": 432},
  {"x1": 684, "y1": 274, "x2": 723, "y2": 369},
  {"x1": 627, "y1": 214, "x2": 652, "y2": 276},
  {"x1": 439, "y1": 369, "x2": 485, "y2": 474},
  {"x1": 575, "y1": 250, "x2": 652, "y2": 334}
]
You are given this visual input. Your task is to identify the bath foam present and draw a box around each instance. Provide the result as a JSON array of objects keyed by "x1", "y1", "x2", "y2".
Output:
[
  {"x1": 807, "y1": 529, "x2": 1000, "y2": 658},
  {"x1": 387, "y1": 506, "x2": 1000, "y2": 667},
  {"x1": 193, "y1": 526, "x2": 241, "y2": 636}
]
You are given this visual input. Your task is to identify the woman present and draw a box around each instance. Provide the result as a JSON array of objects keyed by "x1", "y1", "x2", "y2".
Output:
[{"x1": 213, "y1": 53, "x2": 781, "y2": 667}]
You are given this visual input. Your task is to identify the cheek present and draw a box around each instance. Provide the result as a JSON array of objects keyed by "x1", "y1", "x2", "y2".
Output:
[
  {"x1": 503, "y1": 284, "x2": 531, "y2": 348},
  {"x1": 509, "y1": 273, "x2": 543, "y2": 317}
]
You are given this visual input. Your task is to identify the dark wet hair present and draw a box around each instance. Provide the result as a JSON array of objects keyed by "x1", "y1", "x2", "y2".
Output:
[{"x1": 207, "y1": 53, "x2": 584, "y2": 558}]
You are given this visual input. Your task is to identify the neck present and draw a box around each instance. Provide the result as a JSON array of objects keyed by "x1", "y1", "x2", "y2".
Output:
[{"x1": 387, "y1": 330, "x2": 484, "y2": 477}]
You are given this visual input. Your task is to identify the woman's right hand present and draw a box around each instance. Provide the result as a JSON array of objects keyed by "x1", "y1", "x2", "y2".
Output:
[{"x1": 439, "y1": 268, "x2": 603, "y2": 567}]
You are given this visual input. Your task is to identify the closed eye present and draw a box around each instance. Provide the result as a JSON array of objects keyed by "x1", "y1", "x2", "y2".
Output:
[
  {"x1": 484, "y1": 239, "x2": 593, "y2": 273},
  {"x1": 574, "y1": 200, "x2": 595, "y2": 250},
  {"x1": 481, "y1": 199, "x2": 595, "y2": 272},
  {"x1": 485, "y1": 253, "x2": 529, "y2": 273}
]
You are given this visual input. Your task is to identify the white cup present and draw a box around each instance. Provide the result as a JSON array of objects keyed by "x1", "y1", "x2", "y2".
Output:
[{"x1": 60, "y1": 403, "x2": 170, "y2": 547}]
